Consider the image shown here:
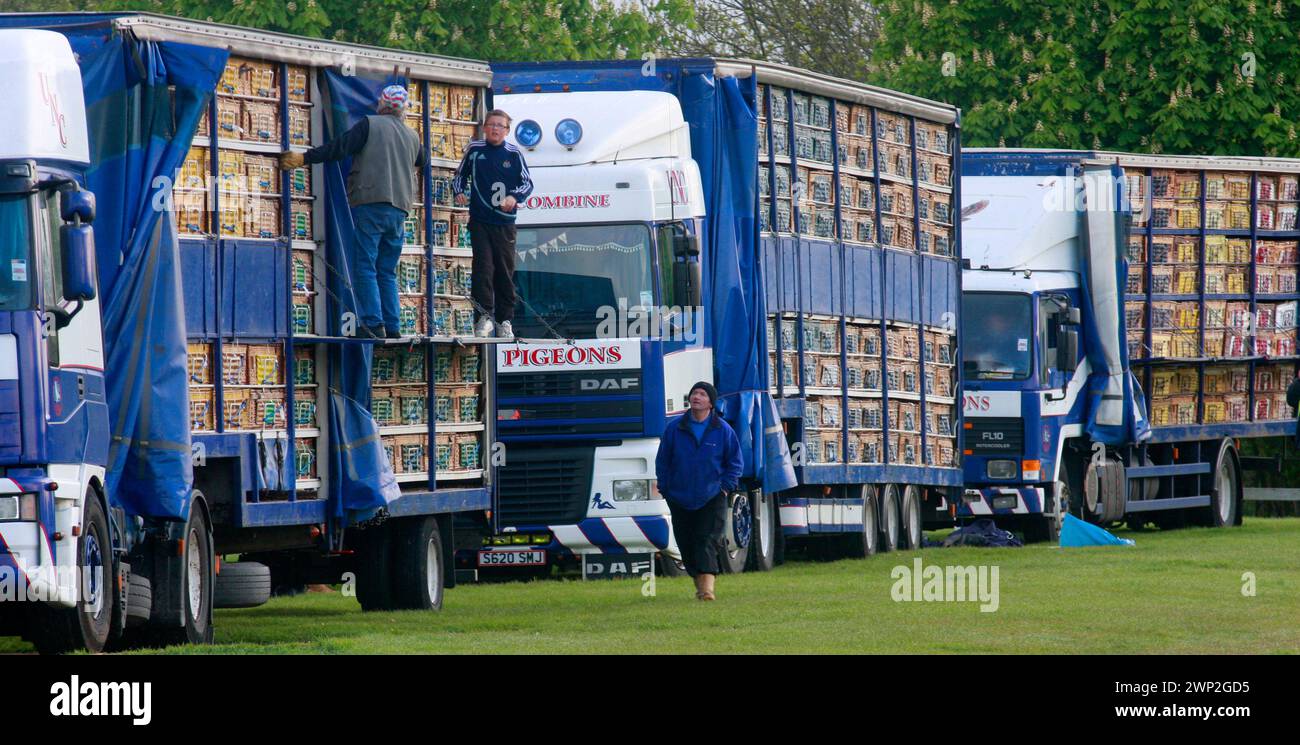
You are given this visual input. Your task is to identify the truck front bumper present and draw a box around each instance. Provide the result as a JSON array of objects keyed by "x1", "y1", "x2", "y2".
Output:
[
  {"x1": 457, "y1": 515, "x2": 681, "y2": 571},
  {"x1": 958, "y1": 486, "x2": 1045, "y2": 516}
]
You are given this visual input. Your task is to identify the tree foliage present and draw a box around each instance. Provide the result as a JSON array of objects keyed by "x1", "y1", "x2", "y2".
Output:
[
  {"x1": 870, "y1": 0, "x2": 1300, "y2": 156},
  {"x1": 666, "y1": 0, "x2": 880, "y2": 81},
  {"x1": 1, "y1": 0, "x2": 693, "y2": 63}
]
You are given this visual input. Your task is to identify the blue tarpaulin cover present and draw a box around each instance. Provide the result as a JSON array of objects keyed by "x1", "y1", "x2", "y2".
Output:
[
  {"x1": 1060, "y1": 513, "x2": 1135, "y2": 547},
  {"x1": 320, "y1": 69, "x2": 402, "y2": 519},
  {"x1": 492, "y1": 60, "x2": 796, "y2": 494},
  {"x1": 0, "y1": 14, "x2": 228, "y2": 521}
]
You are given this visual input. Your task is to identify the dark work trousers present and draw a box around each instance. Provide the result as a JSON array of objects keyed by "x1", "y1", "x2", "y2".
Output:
[
  {"x1": 667, "y1": 492, "x2": 728, "y2": 577},
  {"x1": 469, "y1": 220, "x2": 517, "y2": 323}
]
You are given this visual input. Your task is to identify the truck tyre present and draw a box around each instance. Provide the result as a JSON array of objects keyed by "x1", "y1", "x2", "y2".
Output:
[
  {"x1": 658, "y1": 552, "x2": 688, "y2": 577},
  {"x1": 745, "y1": 489, "x2": 777, "y2": 572},
  {"x1": 900, "y1": 485, "x2": 923, "y2": 550},
  {"x1": 392, "y1": 517, "x2": 445, "y2": 611},
  {"x1": 844, "y1": 484, "x2": 878, "y2": 558},
  {"x1": 719, "y1": 491, "x2": 751, "y2": 574},
  {"x1": 30, "y1": 493, "x2": 114, "y2": 654},
  {"x1": 213, "y1": 562, "x2": 272, "y2": 609},
  {"x1": 125, "y1": 574, "x2": 152, "y2": 627},
  {"x1": 879, "y1": 484, "x2": 901, "y2": 553},
  {"x1": 1204, "y1": 441, "x2": 1240, "y2": 529},
  {"x1": 355, "y1": 524, "x2": 396, "y2": 611},
  {"x1": 151, "y1": 503, "x2": 214, "y2": 647}
]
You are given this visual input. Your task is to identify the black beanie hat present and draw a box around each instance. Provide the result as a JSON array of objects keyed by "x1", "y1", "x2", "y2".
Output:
[{"x1": 689, "y1": 381, "x2": 717, "y2": 408}]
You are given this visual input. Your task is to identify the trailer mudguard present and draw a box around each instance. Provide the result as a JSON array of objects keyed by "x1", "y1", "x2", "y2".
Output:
[
  {"x1": 52, "y1": 31, "x2": 225, "y2": 521},
  {"x1": 320, "y1": 68, "x2": 403, "y2": 520},
  {"x1": 1079, "y1": 164, "x2": 1150, "y2": 447}
]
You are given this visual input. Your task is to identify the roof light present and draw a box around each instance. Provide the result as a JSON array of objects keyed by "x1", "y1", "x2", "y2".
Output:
[
  {"x1": 555, "y1": 118, "x2": 583, "y2": 148},
  {"x1": 515, "y1": 119, "x2": 542, "y2": 148}
]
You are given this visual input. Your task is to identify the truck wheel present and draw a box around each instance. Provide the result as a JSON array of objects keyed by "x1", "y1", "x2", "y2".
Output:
[
  {"x1": 719, "y1": 491, "x2": 751, "y2": 574},
  {"x1": 900, "y1": 485, "x2": 923, "y2": 550},
  {"x1": 879, "y1": 484, "x2": 901, "y2": 553},
  {"x1": 30, "y1": 493, "x2": 114, "y2": 654},
  {"x1": 745, "y1": 489, "x2": 777, "y2": 572},
  {"x1": 1204, "y1": 441, "x2": 1240, "y2": 528},
  {"x1": 845, "y1": 484, "x2": 878, "y2": 558},
  {"x1": 152, "y1": 504, "x2": 214, "y2": 646},
  {"x1": 355, "y1": 525, "x2": 396, "y2": 611},
  {"x1": 213, "y1": 562, "x2": 272, "y2": 609},
  {"x1": 658, "y1": 552, "x2": 688, "y2": 577},
  {"x1": 392, "y1": 517, "x2": 444, "y2": 611}
]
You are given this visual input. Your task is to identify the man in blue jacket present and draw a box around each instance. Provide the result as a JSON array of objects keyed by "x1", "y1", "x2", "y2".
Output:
[
  {"x1": 655, "y1": 381, "x2": 744, "y2": 600},
  {"x1": 453, "y1": 109, "x2": 533, "y2": 338}
]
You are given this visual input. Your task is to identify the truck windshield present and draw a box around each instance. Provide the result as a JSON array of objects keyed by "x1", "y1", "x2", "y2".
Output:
[
  {"x1": 962, "y1": 292, "x2": 1033, "y2": 380},
  {"x1": 513, "y1": 223, "x2": 654, "y2": 339},
  {"x1": 0, "y1": 193, "x2": 34, "y2": 311}
]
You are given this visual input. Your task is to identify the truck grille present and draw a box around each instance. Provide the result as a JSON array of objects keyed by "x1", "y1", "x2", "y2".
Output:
[
  {"x1": 497, "y1": 371, "x2": 644, "y2": 437},
  {"x1": 965, "y1": 417, "x2": 1024, "y2": 455},
  {"x1": 496, "y1": 444, "x2": 594, "y2": 526}
]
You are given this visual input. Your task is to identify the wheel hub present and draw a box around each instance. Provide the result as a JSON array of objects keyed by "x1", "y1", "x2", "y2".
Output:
[{"x1": 731, "y1": 493, "x2": 752, "y2": 550}]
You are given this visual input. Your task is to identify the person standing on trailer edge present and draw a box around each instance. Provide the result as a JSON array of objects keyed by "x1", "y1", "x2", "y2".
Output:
[
  {"x1": 655, "y1": 382, "x2": 744, "y2": 600},
  {"x1": 453, "y1": 109, "x2": 533, "y2": 338},
  {"x1": 280, "y1": 84, "x2": 425, "y2": 339}
]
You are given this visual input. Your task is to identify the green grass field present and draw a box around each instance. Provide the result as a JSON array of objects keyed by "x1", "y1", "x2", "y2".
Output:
[{"x1": 4, "y1": 518, "x2": 1299, "y2": 654}]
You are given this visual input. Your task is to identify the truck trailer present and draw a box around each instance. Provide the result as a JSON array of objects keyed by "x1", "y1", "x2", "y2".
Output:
[
  {"x1": 0, "y1": 13, "x2": 497, "y2": 653},
  {"x1": 467, "y1": 59, "x2": 963, "y2": 576},
  {"x1": 961, "y1": 148, "x2": 1300, "y2": 540}
]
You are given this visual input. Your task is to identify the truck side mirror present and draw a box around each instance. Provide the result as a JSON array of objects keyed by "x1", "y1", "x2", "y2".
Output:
[
  {"x1": 60, "y1": 224, "x2": 97, "y2": 303},
  {"x1": 60, "y1": 189, "x2": 96, "y2": 224},
  {"x1": 673, "y1": 259, "x2": 702, "y2": 307},
  {"x1": 1058, "y1": 327, "x2": 1079, "y2": 374},
  {"x1": 673, "y1": 232, "x2": 700, "y2": 258}
]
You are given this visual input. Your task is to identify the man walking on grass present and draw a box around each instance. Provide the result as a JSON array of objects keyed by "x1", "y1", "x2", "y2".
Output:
[{"x1": 453, "y1": 109, "x2": 533, "y2": 338}]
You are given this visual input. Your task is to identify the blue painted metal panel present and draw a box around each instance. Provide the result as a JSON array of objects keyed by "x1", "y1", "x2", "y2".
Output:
[
  {"x1": 846, "y1": 244, "x2": 880, "y2": 320},
  {"x1": 924, "y1": 254, "x2": 958, "y2": 328},
  {"x1": 780, "y1": 236, "x2": 799, "y2": 312},
  {"x1": 386, "y1": 487, "x2": 492, "y2": 518},
  {"x1": 762, "y1": 236, "x2": 780, "y2": 311},
  {"x1": 1126, "y1": 463, "x2": 1211, "y2": 478},
  {"x1": 885, "y1": 249, "x2": 919, "y2": 323},
  {"x1": 180, "y1": 237, "x2": 217, "y2": 339},
  {"x1": 1148, "y1": 421, "x2": 1296, "y2": 442},
  {"x1": 221, "y1": 240, "x2": 289, "y2": 339},
  {"x1": 44, "y1": 370, "x2": 109, "y2": 467},
  {"x1": 1126, "y1": 496, "x2": 1212, "y2": 512},
  {"x1": 239, "y1": 499, "x2": 328, "y2": 528},
  {"x1": 805, "y1": 239, "x2": 836, "y2": 315}
]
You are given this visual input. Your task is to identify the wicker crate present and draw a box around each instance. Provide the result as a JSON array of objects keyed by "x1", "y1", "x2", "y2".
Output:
[
  {"x1": 434, "y1": 392, "x2": 453, "y2": 423},
  {"x1": 292, "y1": 250, "x2": 314, "y2": 294},
  {"x1": 247, "y1": 344, "x2": 283, "y2": 386},
  {"x1": 245, "y1": 155, "x2": 278, "y2": 195},
  {"x1": 217, "y1": 201, "x2": 243, "y2": 237},
  {"x1": 218, "y1": 58, "x2": 247, "y2": 96},
  {"x1": 187, "y1": 343, "x2": 213, "y2": 384},
  {"x1": 251, "y1": 389, "x2": 287, "y2": 429},
  {"x1": 292, "y1": 302, "x2": 312, "y2": 335},
  {"x1": 216, "y1": 97, "x2": 242, "y2": 138},
  {"x1": 428, "y1": 122, "x2": 453, "y2": 160},
  {"x1": 189, "y1": 387, "x2": 215, "y2": 432},
  {"x1": 220, "y1": 344, "x2": 248, "y2": 385},
  {"x1": 242, "y1": 101, "x2": 279, "y2": 143},
  {"x1": 427, "y1": 84, "x2": 449, "y2": 119},
  {"x1": 399, "y1": 296, "x2": 426, "y2": 337},
  {"x1": 221, "y1": 388, "x2": 253, "y2": 430},
  {"x1": 179, "y1": 146, "x2": 208, "y2": 190},
  {"x1": 217, "y1": 149, "x2": 245, "y2": 189},
  {"x1": 397, "y1": 387, "x2": 428, "y2": 425},
  {"x1": 397, "y1": 349, "x2": 426, "y2": 383},
  {"x1": 458, "y1": 349, "x2": 481, "y2": 383},
  {"x1": 889, "y1": 433, "x2": 921, "y2": 465},
  {"x1": 294, "y1": 397, "x2": 317, "y2": 428},
  {"x1": 175, "y1": 190, "x2": 207, "y2": 236},
  {"x1": 449, "y1": 86, "x2": 476, "y2": 121},
  {"x1": 289, "y1": 201, "x2": 311, "y2": 240},
  {"x1": 451, "y1": 124, "x2": 476, "y2": 161},
  {"x1": 295, "y1": 438, "x2": 317, "y2": 480},
  {"x1": 397, "y1": 256, "x2": 424, "y2": 296},
  {"x1": 288, "y1": 167, "x2": 311, "y2": 198},
  {"x1": 371, "y1": 348, "x2": 397, "y2": 384},
  {"x1": 434, "y1": 433, "x2": 455, "y2": 473},
  {"x1": 285, "y1": 65, "x2": 309, "y2": 102},
  {"x1": 288, "y1": 105, "x2": 310, "y2": 146},
  {"x1": 246, "y1": 60, "x2": 277, "y2": 99},
  {"x1": 889, "y1": 399, "x2": 920, "y2": 433},
  {"x1": 395, "y1": 434, "x2": 428, "y2": 475},
  {"x1": 1127, "y1": 331, "x2": 1146, "y2": 360},
  {"x1": 244, "y1": 197, "x2": 280, "y2": 239},
  {"x1": 370, "y1": 389, "x2": 396, "y2": 426},
  {"x1": 456, "y1": 433, "x2": 482, "y2": 470}
]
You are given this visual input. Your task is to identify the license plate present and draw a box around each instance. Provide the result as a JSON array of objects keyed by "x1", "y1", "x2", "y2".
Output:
[{"x1": 477, "y1": 549, "x2": 546, "y2": 567}]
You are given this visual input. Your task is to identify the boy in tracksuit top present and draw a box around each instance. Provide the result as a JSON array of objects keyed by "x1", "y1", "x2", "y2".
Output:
[
  {"x1": 655, "y1": 381, "x2": 744, "y2": 600},
  {"x1": 453, "y1": 109, "x2": 533, "y2": 338}
]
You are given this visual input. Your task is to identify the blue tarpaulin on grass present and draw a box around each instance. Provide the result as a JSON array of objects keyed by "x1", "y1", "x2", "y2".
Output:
[{"x1": 1060, "y1": 513, "x2": 1135, "y2": 547}]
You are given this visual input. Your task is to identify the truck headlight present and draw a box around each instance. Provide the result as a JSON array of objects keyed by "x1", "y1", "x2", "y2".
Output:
[
  {"x1": 613, "y1": 480, "x2": 649, "y2": 501},
  {"x1": 987, "y1": 460, "x2": 1017, "y2": 479},
  {"x1": 0, "y1": 493, "x2": 37, "y2": 521}
]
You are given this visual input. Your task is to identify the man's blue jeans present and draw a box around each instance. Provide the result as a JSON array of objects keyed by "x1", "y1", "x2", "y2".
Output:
[{"x1": 351, "y1": 202, "x2": 405, "y2": 332}]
